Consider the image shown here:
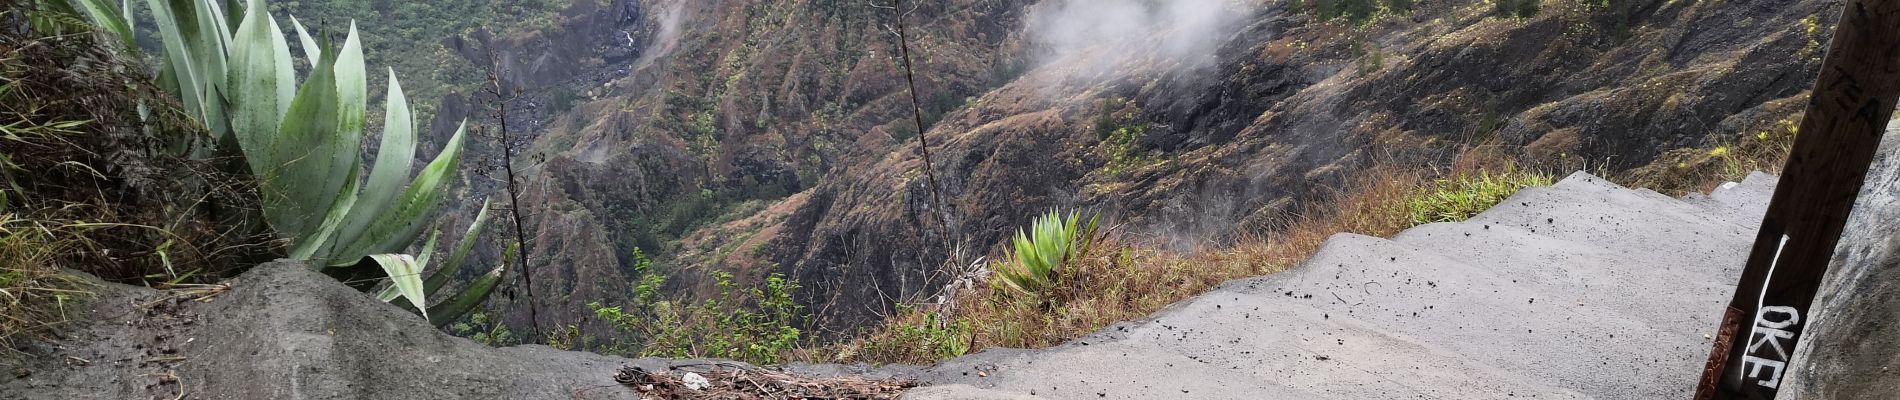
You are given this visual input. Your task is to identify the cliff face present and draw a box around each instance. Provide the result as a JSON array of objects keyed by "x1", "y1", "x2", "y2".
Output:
[
  {"x1": 435, "y1": 0, "x2": 1834, "y2": 336},
  {"x1": 761, "y1": 0, "x2": 1831, "y2": 332},
  {"x1": 422, "y1": 0, "x2": 1031, "y2": 334}
]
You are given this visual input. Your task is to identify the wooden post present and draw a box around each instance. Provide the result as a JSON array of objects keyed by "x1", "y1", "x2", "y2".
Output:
[{"x1": 1695, "y1": 1, "x2": 1900, "y2": 399}]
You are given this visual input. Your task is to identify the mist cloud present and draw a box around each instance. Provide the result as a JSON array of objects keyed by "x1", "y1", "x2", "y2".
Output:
[
  {"x1": 1027, "y1": 0, "x2": 1248, "y2": 85},
  {"x1": 637, "y1": 0, "x2": 686, "y2": 67}
]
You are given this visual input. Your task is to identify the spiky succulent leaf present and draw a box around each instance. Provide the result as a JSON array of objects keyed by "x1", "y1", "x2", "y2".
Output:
[
  {"x1": 368, "y1": 253, "x2": 428, "y2": 319},
  {"x1": 190, "y1": 0, "x2": 230, "y2": 137},
  {"x1": 146, "y1": 0, "x2": 206, "y2": 123},
  {"x1": 424, "y1": 198, "x2": 491, "y2": 297},
  {"x1": 289, "y1": 160, "x2": 359, "y2": 259},
  {"x1": 426, "y1": 243, "x2": 514, "y2": 328},
  {"x1": 377, "y1": 229, "x2": 439, "y2": 302},
  {"x1": 333, "y1": 68, "x2": 415, "y2": 251},
  {"x1": 267, "y1": 17, "x2": 294, "y2": 124},
  {"x1": 226, "y1": 0, "x2": 292, "y2": 177},
  {"x1": 333, "y1": 22, "x2": 369, "y2": 148},
  {"x1": 289, "y1": 16, "x2": 319, "y2": 68},
  {"x1": 266, "y1": 35, "x2": 353, "y2": 243},
  {"x1": 329, "y1": 121, "x2": 466, "y2": 264},
  {"x1": 74, "y1": 0, "x2": 135, "y2": 46}
]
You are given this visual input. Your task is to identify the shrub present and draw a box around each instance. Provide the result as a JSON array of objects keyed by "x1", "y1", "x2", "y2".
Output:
[
  {"x1": 591, "y1": 268, "x2": 805, "y2": 364},
  {"x1": 1495, "y1": 0, "x2": 1541, "y2": 19},
  {"x1": 996, "y1": 209, "x2": 1100, "y2": 299}
]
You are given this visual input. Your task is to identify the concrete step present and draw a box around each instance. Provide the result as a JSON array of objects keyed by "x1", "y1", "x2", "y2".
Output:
[{"x1": 1692, "y1": 171, "x2": 1778, "y2": 228}]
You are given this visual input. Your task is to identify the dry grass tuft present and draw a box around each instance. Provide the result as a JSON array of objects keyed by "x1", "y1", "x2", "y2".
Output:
[{"x1": 0, "y1": 215, "x2": 92, "y2": 356}]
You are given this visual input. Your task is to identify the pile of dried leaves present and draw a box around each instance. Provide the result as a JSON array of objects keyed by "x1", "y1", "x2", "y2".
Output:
[{"x1": 614, "y1": 363, "x2": 915, "y2": 400}]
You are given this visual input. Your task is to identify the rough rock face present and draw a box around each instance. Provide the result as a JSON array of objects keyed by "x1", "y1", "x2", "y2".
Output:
[
  {"x1": 1782, "y1": 129, "x2": 1900, "y2": 398},
  {"x1": 0, "y1": 262, "x2": 915, "y2": 399},
  {"x1": 0, "y1": 262, "x2": 641, "y2": 399}
]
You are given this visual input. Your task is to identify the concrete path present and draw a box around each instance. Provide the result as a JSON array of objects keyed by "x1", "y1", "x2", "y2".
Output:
[{"x1": 910, "y1": 171, "x2": 1780, "y2": 399}]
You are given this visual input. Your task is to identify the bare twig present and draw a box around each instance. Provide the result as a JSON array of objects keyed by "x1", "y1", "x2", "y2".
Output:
[
  {"x1": 889, "y1": 0, "x2": 957, "y2": 263},
  {"x1": 478, "y1": 33, "x2": 542, "y2": 341}
]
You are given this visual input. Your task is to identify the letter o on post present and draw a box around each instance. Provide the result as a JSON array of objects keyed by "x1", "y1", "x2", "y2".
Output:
[{"x1": 1757, "y1": 306, "x2": 1801, "y2": 329}]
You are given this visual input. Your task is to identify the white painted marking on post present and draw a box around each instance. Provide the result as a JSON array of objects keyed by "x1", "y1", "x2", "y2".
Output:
[{"x1": 1740, "y1": 235, "x2": 1794, "y2": 387}]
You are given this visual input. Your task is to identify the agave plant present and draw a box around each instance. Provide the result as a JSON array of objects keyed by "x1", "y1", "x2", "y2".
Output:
[
  {"x1": 370, "y1": 200, "x2": 513, "y2": 327},
  {"x1": 73, "y1": 0, "x2": 498, "y2": 324},
  {"x1": 997, "y1": 209, "x2": 1100, "y2": 298}
]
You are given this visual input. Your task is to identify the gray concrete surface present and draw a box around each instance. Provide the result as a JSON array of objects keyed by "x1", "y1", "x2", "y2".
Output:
[{"x1": 909, "y1": 171, "x2": 1776, "y2": 399}]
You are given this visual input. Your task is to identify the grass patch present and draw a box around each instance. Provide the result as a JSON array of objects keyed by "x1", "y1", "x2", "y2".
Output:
[
  {"x1": 820, "y1": 152, "x2": 1556, "y2": 365},
  {"x1": 1408, "y1": 168, "x2": 1556, "y2": 224}
]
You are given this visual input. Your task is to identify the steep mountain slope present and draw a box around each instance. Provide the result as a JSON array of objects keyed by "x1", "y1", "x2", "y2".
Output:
[
  {"x1": 467, "y1": 0, "x2": 1833, "y2": 337},
  {"x1": 759, "y1": 0, "x2": 1831, "y2": 333},
  {"x1": 437, "y1": 0, "x2": 1033, "y2": 333}
]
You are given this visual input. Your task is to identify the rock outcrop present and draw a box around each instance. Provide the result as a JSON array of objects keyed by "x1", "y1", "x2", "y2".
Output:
[{"x1": 0, "y1": 262, "x2": 900, "y2": 399}]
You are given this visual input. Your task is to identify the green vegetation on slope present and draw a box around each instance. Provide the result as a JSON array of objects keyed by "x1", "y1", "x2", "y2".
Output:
[
  {"x1": 1409, "y1": 168, "x2": 1555, "y2": 224},
  {"x1": 581, "y1": 248, "x2": 806, "y2": 364},
  {"x1": 266, "y1": 0, "x2": 568, "y2": 115}
]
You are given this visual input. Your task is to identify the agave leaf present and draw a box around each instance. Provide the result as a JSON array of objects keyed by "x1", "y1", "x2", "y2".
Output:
[
  {"x1": 196, "y1": 0, "x2": 231, "y2": 54},
  {"x1": 217, "y1": 0, "x2": 241, "y2": 29},
  {"x1": 190, "y1": 0, "x2": 230, "y2": 138},
  {"x1": 267, "y1": 38, "x2": 353, "y2": 244},
  {"x1": 226, "y1": 0, "x2": 289, "y2": 176},
  {"x1": 289, "y1": 160, "x2": 360, "y2": 260},
  {"x1": 424, "y1": 198, "x2": 492, "y2": 297},
  {"x1": 333, "y1": 68, "x2": 415, "y2": 251},
  {"x1": 122, "y1": 0, "x2": 134, "y2": 35},
  {"x1": 377, "y1": 228, "x2": 439, "y2": 302},
  {"x1": 368, "y1": 253, "x2": 427, "y2": 319},
  {"x1": 146, "y1": 0, "x2": 205, "y2": 123},
  {"x1": 289, "y1": 16, "x2": 319, "y2": 68},
  {"x1": 74, "y1": 0, "x2": 135, "y2": 47},
  {"x1": 1076, "y1": 213, "x2": 1100, "y2": 259},
  {"x1": 426, "y1": 243, "x2": 515, "y2": 328},
  {"x1": 268, "y1": 15, "x2": 295, "y2": 121},
  {"x1": 330, "y1": 121, "x2": 466, "y2": 263},
  {"x1": 333, "y1": 22, "x2": 368, "y2": 145}
]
